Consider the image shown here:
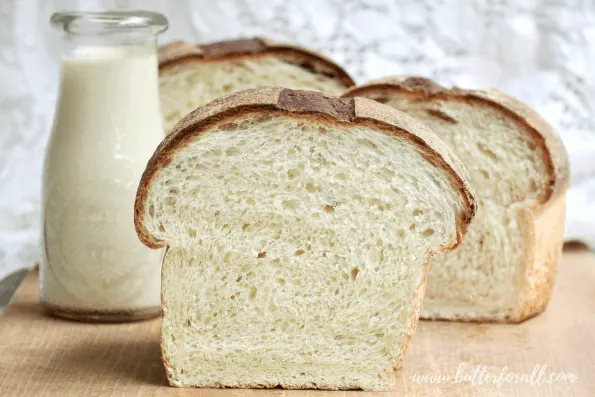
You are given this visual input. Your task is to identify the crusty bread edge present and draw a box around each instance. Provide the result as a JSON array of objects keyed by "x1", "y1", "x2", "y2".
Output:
[
  {"x1": 343, "y1": 76, "x2": 571, "y2": 323},
  {"x1": 512, "y1": 193, "x2": 566, "y2": 322},
  {"x1": 135, "y1": 87, "x2": 476, "y2": 250},
  {"x1": 136, "y1": 87, "x2": 477, "y2": 389},
  {"x1": 158, "y1": 37, "x2": 355, "y2": 88},
  {"x1": 342, "y1": 76, "x2": 570, "y2": 203}
]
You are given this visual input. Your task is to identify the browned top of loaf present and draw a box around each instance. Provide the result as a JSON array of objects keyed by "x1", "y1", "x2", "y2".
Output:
[
  {"x1": 158, "y1": 37, "x2": 355, "y2": 88},
  {"x1": 342, "y1": 76, "x2": 570, "y2": 204},
  {"x1": 134, "y1": 87, "x2": 477, "y2": 249}
]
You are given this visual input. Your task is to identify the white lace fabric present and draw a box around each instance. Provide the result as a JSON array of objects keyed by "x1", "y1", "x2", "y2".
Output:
[{"x1": 0, "y1": 0, "x2": 593, "y2": 278}]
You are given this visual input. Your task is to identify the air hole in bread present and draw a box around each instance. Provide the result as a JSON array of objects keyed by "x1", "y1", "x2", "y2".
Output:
[
  {"x1": 476, "y1": 143, "x2": 498, "y2": 160},
  {"x1": 204, "y1": 149, "x2": 221, "y2": 158},
  {"x1": 351, "y1": 267, "x2": 360, "y2": 281},
  {"x1": 282, "y1": 200, "x2": 298, "y2": 210},
  {"x1": 294, "y1": 249, "x2": 305, "y2": 256},
  {"x1": 324, "y1": 205, "x2": 334, "y2": 213},
  {"x1": 421, "y1": 228, "x2": 435, "y2": 237},
  {"x1": 249, "y1": 287, "x2": 257, "y2": 300},
  {"x1": 225, "y1": 146, "x2": 240, "y2": 156},
  {"x1": 480, "y1": 169, "x2": 490, "y2": 179},
  {"x1": 357, "y1": 138, "x2": 381, "y2": 153},
  {"x1": 287, "y1": 169, "x2": 299, "y2": 179},
  {"x1": 368, "y1": 198, "x2": 386, "y2": 210},
  {"x1": 148, "y1": 204, "x2": 155, "y2": 217},
  {"x1": 380, "y1": 167, "x2": 395, "y2": 179},
  {"x1": 412, "y1": 208, "x2": 423, "y2": 216}
]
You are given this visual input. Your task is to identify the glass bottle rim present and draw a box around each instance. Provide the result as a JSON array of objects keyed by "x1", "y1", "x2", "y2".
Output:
[{"x1": 51, "y1": 10, "x2": 168, "y2": 37}]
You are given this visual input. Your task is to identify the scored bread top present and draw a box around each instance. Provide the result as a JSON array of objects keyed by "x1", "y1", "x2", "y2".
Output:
[
  {"x1": 134, "y1": 87, "x2": 477, "y2": 249},
  {"x1": 158, "y1": 37, "x2": 355, "y2": 88},
  {"x1": 342, "y1": 76, "x2": 570, "y2": 204}
]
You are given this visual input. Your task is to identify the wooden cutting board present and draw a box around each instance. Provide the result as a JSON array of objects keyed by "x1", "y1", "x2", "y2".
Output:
[{"x1": 1, "y1": 250, "x2": 594, "y2": 397}]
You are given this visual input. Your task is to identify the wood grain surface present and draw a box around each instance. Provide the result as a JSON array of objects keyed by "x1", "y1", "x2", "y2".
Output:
[{"x1": 0, "y1": 250, "x2": 593, "y2": 397}]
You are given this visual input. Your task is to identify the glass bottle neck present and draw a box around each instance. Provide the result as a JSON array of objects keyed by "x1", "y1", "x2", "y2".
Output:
[{"x1": 51, "y1": 11, "x2": 168, "y2": 48}]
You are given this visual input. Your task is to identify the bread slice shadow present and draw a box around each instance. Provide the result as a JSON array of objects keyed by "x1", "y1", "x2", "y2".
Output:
[{"x1": 48, "y1": 338, "x2": 167, "y2": 387}]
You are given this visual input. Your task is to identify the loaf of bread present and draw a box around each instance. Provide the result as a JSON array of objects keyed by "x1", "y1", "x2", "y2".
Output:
[
  {"x1": 343, "y1": 76, "x2": 570, "y2": 323},
  {"x1": 134, "y1": 87, "x2": 476, "y2": 390},
  {"x1": 158, "y1": 37, "x2": 355, "y2": 134}
]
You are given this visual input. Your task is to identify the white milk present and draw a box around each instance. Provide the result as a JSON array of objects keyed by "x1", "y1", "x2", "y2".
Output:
[{"x1": 40, "y1": 44, "x2": 164, "y2": 314}]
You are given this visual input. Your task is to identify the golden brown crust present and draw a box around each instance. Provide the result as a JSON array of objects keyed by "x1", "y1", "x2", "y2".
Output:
[
  {"x1": 158, "y1": 37, "x2": 355, "y2": 88},
  {"x1": 513, "y1": 193, "x2": 566, "y2": 322},
  {"x1": 344, "y1": 75, "x2": 570, "y2": 323},
  {"x1": 134, "y1": 87, "x2": 476, "y2": 251}
]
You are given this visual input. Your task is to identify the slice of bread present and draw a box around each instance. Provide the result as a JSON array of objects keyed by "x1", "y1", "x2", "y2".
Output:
[
  {"x1": 343, "y1": 76, "x2": 570, "y2": 323},
  {"x1": 134, "y1": 87, "x2": 476, "y2": 390},
  {"x1": 159, "y1": 37, "x2": 355, "y2": 134}
]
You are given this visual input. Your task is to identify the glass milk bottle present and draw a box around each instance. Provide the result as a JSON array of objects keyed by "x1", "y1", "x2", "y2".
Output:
[{"x1": 40, "y1": 11, "x2": 168, "y2": 321}]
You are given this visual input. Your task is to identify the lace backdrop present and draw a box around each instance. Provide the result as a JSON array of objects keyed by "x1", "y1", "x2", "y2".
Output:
[{"x1": 1, "y1": 0, "x2": 594, "y2": 278}]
